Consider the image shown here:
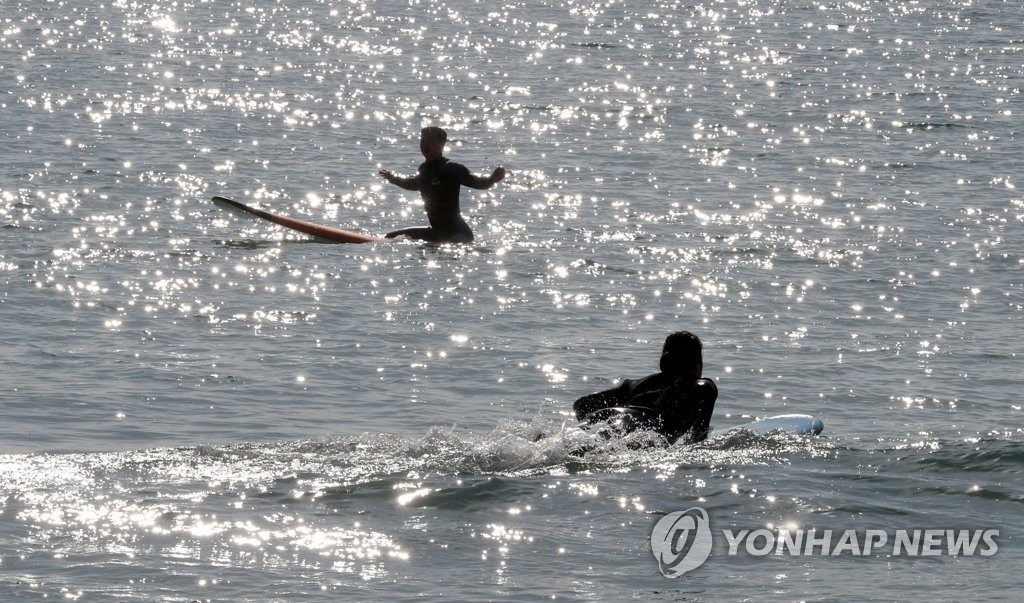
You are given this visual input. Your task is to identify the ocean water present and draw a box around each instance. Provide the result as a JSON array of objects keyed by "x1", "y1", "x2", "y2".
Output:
[{"x1": 1, "y1": 0, "x2": 1021, "y2": 600}]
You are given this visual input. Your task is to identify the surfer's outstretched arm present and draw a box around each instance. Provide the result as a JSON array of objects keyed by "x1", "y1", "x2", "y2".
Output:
[
  {"x1": 378, "y1": 169, "x2": 419, "y2": 191},
  {"x1": 461, "y1": 166, "x2": 506, "y2": 190}
]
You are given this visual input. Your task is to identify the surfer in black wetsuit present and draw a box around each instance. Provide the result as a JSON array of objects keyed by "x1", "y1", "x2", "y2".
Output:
[
  {"x1": 378, "y1": 126, "x2": 506, "y2": 243},
  {"x1": 573, "y1": 331, "x2": 718, "y2": 444}
]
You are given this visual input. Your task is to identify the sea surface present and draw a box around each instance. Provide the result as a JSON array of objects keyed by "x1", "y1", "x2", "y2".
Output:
[{"x1": 1, "y1": 0, "x2": 1022, "y2": 600}]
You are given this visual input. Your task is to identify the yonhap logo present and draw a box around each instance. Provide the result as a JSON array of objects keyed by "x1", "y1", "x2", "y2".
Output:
[
  {"x1": 649, "y1": 507, "x2": 713, "y2": 577},
  {"x1": 650, "y1": 506, "x2": 1000, "y2": 577}
]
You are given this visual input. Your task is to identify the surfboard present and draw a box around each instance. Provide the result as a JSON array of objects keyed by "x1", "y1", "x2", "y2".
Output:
[
  {"x1": 212, "y1": 196, "x2": 383, "y2": 244},
  {"x1": 581, "y1": 408, "x2": 823, "y2": 440},
  {"x1": 564, "y1": 410, "x2": 823, "y2": 456},
  {"x1": 709, "y1": 413, "x2": 824, "y2": 438}
]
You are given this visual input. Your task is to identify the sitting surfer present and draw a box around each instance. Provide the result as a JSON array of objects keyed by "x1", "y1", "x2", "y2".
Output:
[
  {"x1": 573, "y1": 331, "x2": 718, "y2": 444},
  {"x1": 378, "y1": 126, "x2": 506, "y2": 243}
]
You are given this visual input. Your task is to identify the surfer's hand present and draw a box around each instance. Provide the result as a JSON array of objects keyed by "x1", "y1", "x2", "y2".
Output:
[
  {"x1": 376, "y1": 168, "x2": 399, "y2": 183},
  {"x1": 490, "y1": 167, "x2": 506, "y2": 184}
]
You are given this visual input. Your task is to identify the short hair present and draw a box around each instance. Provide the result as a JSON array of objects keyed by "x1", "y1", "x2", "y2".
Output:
[
  {"x1": 660, "y1": 331, "x2": 703, "y2": 373},
  {"x1": 421, "y1": 126, "x2": 448, "y2": 143}
]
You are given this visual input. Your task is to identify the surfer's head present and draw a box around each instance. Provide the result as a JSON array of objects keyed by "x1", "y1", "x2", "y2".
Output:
[
  {"x1": 660, "y1": 331, "x2": 703, "y2": 378},
  {"x1": 420, "y1": 126, "x2": 447, "y2": 160}
]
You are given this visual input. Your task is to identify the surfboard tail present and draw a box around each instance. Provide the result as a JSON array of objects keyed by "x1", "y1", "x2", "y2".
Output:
[
  {"x1": 211, "y1": 195, "x2": 383, "y2": 244},
  {"x1": 212, "y1": 196, "x2": 258, "y2": 219}
]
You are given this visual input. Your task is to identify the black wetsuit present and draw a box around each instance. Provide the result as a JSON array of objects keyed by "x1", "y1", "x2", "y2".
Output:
[
  {"x1": 388, "y1": 156, "x2": 477, "y2": 242},
  {"x1": 573, "y1": 373, "x2": 718, "y2": 444}
]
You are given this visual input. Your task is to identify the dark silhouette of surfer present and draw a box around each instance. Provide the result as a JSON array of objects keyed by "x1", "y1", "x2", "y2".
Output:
[
  {"x1": 573, "y1": 331, "x2": 718, "y2": 444},
  {"x1": 378, "y1": 126, "x2": 506, "y2": 243}
]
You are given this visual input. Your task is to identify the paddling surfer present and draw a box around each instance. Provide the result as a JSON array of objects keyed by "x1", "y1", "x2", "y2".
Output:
[
  {"x1": 573, "y1": 331, "x2": 718, "y2": 444},
  {"x1": 377, "y1": 126, "x2": 505, "y2": 243}
]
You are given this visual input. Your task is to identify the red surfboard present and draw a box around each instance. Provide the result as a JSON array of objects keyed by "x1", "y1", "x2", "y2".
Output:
[{"x1": 212, "y1": 196, "x2": 382, "y2": 244}]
